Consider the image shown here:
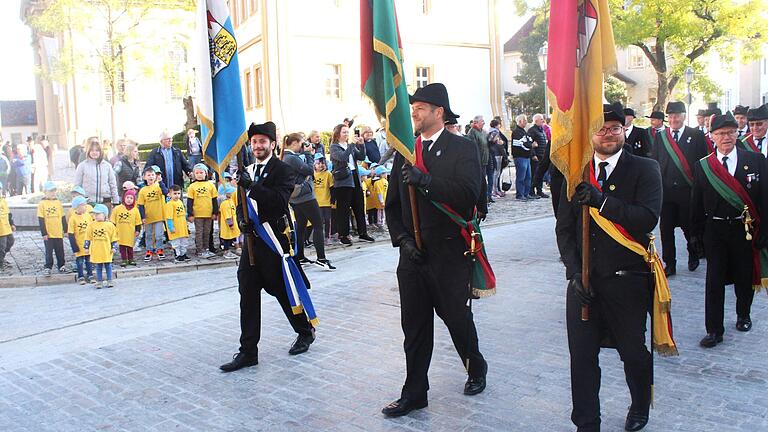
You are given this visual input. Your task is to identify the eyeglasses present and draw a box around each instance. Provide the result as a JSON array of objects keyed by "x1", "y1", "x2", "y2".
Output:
[
  {"x1": 595, "y1": 126, "x2": 624, "y2": 136},
  {"x1": 749, "y1": 121, "x2": 766, "y2": 127}
]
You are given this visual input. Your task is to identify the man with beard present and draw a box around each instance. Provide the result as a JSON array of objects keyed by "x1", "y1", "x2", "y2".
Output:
[
  {"x1": 556, "y1": 102, "x2": 663, "y2": 432},
  {"x1": 651, "y1": 101, "x2": 708, "y2": 276}
]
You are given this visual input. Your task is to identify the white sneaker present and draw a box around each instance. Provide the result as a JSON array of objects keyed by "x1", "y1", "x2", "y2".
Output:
[
  {"x1": 223, "y1": 251, "x2": 237, "y2": 259},
  {"x1": 202, "y1": 251, "x2": 216, "y2": 259}
]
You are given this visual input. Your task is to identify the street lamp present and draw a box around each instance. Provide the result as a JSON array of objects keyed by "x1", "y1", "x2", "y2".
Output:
[
  {"x1": 538, "y1": 42, "x2": 548, "y2": 117},
  {"x1": 684, "y1": 65, "x2": 694, "y2": 125}
]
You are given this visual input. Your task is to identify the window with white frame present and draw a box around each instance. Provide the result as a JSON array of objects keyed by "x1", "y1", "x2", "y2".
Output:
[
  {"x1": 167, "y1": 43, "x2": 187, "y2": 101},
  {"x1": 324, "y1": 64, "x2": 341, "y2": 99},
  {"x1": 415, "y1": 66, "x2": 431, "y2": 89},
  {"x1": 628, "y1": 46, "x2": 645, "y2": 70},
  {"x1": 253, "y1": 64, "x2": 263, "y2": 107}
]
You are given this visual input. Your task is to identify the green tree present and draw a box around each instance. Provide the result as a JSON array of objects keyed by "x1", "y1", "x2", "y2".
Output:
[
  {"x1": 609, "y1": 0, "x2": 768, "y2": 110},
  {"x1": 508, "y1": 9, "x2": 549, "y2": 117},
  {"x1": 604, "y1": 76, "x2": 627, "y2": 105},
  {"x1": 28, "y1": 0, "x2": 195, "y2": 144}
]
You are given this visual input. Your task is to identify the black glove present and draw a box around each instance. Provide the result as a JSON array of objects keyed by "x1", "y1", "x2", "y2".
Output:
[
  {"x1": 574, "y1": 182, "x2": 604, "y2": 208},
  {"x1": 238, "y1": 219, "x2": 254, "y2": 235},
  {"x1": 402, "y1": 163, "x2": 431, "y2": 189},
  {"x1": 238, "y1": 169, "x2": 253, "y2": 189},
  {"x1": 399, "y1": 236, "x2": 425, "y2": 264},
  {"x1": 568, "y1": 273, "x2": 594, "y2": 306},
  {"x1": 755, "y1": 232, "x2": 768, "y2": 250}
]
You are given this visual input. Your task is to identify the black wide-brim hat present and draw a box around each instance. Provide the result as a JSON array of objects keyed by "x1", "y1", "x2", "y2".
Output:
[
  {"x1": 706, "y1": 102, "x2": 721, "y2": 116},
  {"x1": 444, "y1": 117, "x2": 459, "y2": 125},
  {"x1": 604, "y1": 102, "x2": 625, "y2": 125},
  {"x1": 696, "y1": 109, "x2": 708, "y2": 117},
  {"x1": 623, "y1": 107, "x2": 636, "y2": 117},
  {"x1": 710, "y1": 112, "x2": 738, "y2": 133},
  {"x1": 646, "y1": 111, "x2": 665, "y2": 120},
  {"x1": 747, "y1": 104, "x2": 768, "y2": 121},
  {"x1": 734, "y1": 105, "x2": 750, "y2": 115},
  {"x1": 248, "y1": 121, "x2": 277, "y2": 142},
  {"x1": 409, "y1": 83, "x2": 459, "y2": 119},
  {"x1": 665, "y1": 101, "x2": 686, "y2": 114}
]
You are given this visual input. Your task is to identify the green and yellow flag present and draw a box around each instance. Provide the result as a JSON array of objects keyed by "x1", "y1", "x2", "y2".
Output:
[{"x1": 360, "y1": 0, "x2": 415, "y2": 162}]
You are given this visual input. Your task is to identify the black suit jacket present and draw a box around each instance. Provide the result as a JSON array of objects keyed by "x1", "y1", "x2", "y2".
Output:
[
  {"x1": 145, "y1": 146, "x2": 193, "y2": 188},
  {"x1": 556, "y1": 150, "x2": 662, "y2": 280},
  {"x1": 236, "y1": 156, "x2": 296, "y2": 247},
  {"x1": 386, "y1": 130, "x2": 482, "y2": 247},
  {"x1": 625, "y1": 125, "x2": 650, "y2": 157},
  {"x1": 691, "y1": 149, "x2": 768, "y2": 238},
  {"x1": 651, "y1": 125, "x2": 708, "y2": 202}
]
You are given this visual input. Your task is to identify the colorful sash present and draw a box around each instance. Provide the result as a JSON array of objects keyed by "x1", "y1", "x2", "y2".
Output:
[
  {"x1": 659, "y1": 129, "x2": 694, "y2": 186},
  {"x1": 588, "y1": 163, "x2": 678, "y2": 356},
  {"x1": 245, "y1": 192, "x2": 319, "y2": 325},
  {"x1": 705, "y1": 134, "x2": 715, "y2": 154},
  {"x1": 699, "y1": 154, "x2": 768, "y2": 292},
  {"x1": 413, "y1": 136, "x2": 496, "y2": 297},
  {"x1": 739, "y1": 134, "x2": 759, "y2": 153}
]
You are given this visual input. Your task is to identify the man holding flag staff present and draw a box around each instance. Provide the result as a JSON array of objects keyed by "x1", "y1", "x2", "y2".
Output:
[
  {"x1": 219, "y1": 121, "x2": 316, "y2": 373},
  {"x1": 556, "y1": 103, "x2": 675, "y2": 432},
  {"x1": 382, "y1": 83, "x2": 488, "y2": 417},
  {"x1": 691, "y1": 112, "x2": 768, "y2": 348}
]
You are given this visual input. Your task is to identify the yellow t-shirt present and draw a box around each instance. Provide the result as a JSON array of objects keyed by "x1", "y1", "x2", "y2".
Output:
[
  {"x1": 67, "y1": 211, "x2": 93, "y2": 257},
  {"x1": 110, "y1": 204, "x2": 142, "y2": 247},
  {"x1": 219, "y1": 198, "x2": 241, "y2": 240},
  {"x1": 37, "y1": 199, "x2": 65, "y2": 239},
  {"x1": 137, "y1": 183, "x2": 165, "y2": 224},
  {"x1": 0, "y1": 198, "x2": 12, "y2": 236},
  {"x1": 68, "y1": 204, "x2": 93, "y2": 221},
  {"x1": 85, "y1": 220, "x2": 117, "y2": 264},
  {"x1": 230, "y1": 182, "x2": 239, "y2": 207},
  {"x1": 373, "y1": 177, "x2": 388, "y2": 210},
  {"x1": 164, "y1": 200, "x2": 190, "y2": 241},
  {"x1": 188, "y1": 181, "x2": 218, "y2": 218},
  {"x1": 313, "y1": 170, "x2": 334, "y2": 208}
]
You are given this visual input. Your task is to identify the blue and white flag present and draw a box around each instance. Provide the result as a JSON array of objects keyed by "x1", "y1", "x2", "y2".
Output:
[
  {"x1": 196, "y1": 0, "x2": 247, "y2": 175},
  {"x1": 245, "y1": 194, "x2": 319, "y2": 326}
]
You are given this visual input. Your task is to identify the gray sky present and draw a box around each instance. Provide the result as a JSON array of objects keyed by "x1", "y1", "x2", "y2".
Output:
[{"x1": 0, "y1": 0, "x2": 36, "y2": 101}]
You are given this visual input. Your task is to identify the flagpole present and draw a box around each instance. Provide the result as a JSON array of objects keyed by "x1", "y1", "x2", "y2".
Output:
[
  {"x1": 408, "y1": 185, "x2": 423, "y2": 249},
  {"x1": 581, "y1": 167, "x2": 591, "y2": 321},
  {"x1": 237, "y1": 150, "x2": 257, "y2": 266}
]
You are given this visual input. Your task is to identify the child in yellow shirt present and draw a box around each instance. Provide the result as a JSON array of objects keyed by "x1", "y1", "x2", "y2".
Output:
[
  {"x1": 218, "y1": 184, "x2": 240, "y2": 259},
  {"x1": 373, "y1": 166, "x2": 389, "y2": 227},
  {"x1": 84, "y1": 204, "x2": 117, "y2": 289},
  {"x1": 111, "y1": 189, "x2": 142, "y2": 267},
  {"x1": 313, "y1": 156, "x2": 334, "y2": 246},
  {"x1": 37, "y1": 181, "x2": 68, "y2": 276},
  {"x1": 137, "y1": 166, "x2": 168, "y2": 261},
  {"x1": 0, "y1": 181, "x2": 16, "y2": 270},
  {"x1": 67, "y1": 196, "x2": 93, "y2": 284},
  {"x1": 187, "y1": 163, "x2": 218, "y2": 258},
  {"x1": 165, "y1": 185, "x2": 191, "y2": 262},
  {"x1": 68, "y1": 185, "x2": 93, "y2": 220}
]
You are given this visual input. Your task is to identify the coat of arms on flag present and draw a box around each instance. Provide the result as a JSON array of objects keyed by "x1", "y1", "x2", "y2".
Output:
[{"x1": 207, "y1": 11, "x2": 236, "y2": 78}]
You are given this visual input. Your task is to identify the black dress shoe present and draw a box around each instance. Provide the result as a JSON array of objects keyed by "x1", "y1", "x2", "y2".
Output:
[
  {"x1": 463, "y1": 376, "x2": 486, "y2": 395},
  {"x1": 688, "y1": 257, "x2": 700, "y2": 271},
  {"x1": 381, "y1": 398, "x2": 428, "y2": 417},
  {"x1": 699, "y1": 333, "x2": 723, "y2": 348},
  {"x1": 624, "y1": 409, "x2": 649, "y2": 431},
  {"x1": 219, "y1": 352, "x2": 258, "y2": 372},
  {"x1": 736, "y1": 316, "x2": 752, "y2": 332},
  {"x1": 288, "y1": 332, "x2": 315, "y2": 355},
  {"x1": 538, "y1": 192, "x2": 550, "y2": 198},
  {"x1": 664, "y1": 265, "x2": 676, "y2": 277}
]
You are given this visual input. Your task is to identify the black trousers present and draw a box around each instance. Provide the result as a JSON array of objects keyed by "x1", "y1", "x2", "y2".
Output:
[
  {"x1": 291, "y1": 199, "x2": 326, "y2": 260},
  {"x1": 660, "y1": 199, "x2": 694, "y2": 266},
  {"x1": 704, "y1": 220, "x2": 755, "y2": 336},
  {"x1": 396, "y1": 237, "x2": 486, "y2": 401},
  {"x1": 237, "y1": 237, "x2": 314, "y2": 357},
  {"x1": 566, "y1": 272, "x2": 652, "y2": 431},
  {"x1": 530, "y1": 158, "x2": 542, "y2": 194},
  {"x1": 550, "y1": 174, "x2": 564, "y2": 215},
  {"x1": 335, "y1": 183, "x2": 368, "y2": 238},
  {"x1": 44, "y1": 238, "x2": 65, "y2": 269}
]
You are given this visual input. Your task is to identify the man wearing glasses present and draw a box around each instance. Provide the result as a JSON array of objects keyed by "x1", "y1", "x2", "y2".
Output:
[
  {"x1": 556, "y1": 102, "x2": 662, "y2": 432},
  {"x1": 650, "y1": 101, "x2": 708, "y2": 276},
  {"x1": 691, "y1": 112, "x2": 768, "y2": 348},
  {"x1": 745, "y1": 104, "x2": 768, "y2": 156}
]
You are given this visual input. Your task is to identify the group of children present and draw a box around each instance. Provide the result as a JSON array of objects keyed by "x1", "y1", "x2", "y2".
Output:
[
  {"x1": 32, "y1": 162, "x2": 242, "y2": 288},
  {"x1": 312, "y1": 155, "x2": 389, "y2": 245}
]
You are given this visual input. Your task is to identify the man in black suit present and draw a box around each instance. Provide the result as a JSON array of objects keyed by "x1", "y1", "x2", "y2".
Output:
[
  {"x1": 557, "y1": 102, "x2": 662, "y2": 432},
  {"x1": 644, "y1": 111, "x2": 666, "y2": 143},
  {"x1": 651, "y1": 101, "x2": 708, "y2": 276},
  {"x1": 220, "y1": 121, "x2": 316, "y2": 372},
  {"x1": 382, "y1": 83, "x2": 487, "y2": 417},
  {"x1": 734, "y1": 105, "x2": 750, "y2": 138},
  {"x1": 623, "y1": 108, "x2": 650, "y2": 157},
  {"x1": 691, "y1": 113, "x2": 768, "y2": 348}
]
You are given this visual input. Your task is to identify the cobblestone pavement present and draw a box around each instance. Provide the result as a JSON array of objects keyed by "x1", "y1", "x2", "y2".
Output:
[
  {"x1": 1, "y1": 184, "x2": 553, "y2": 279},
  {"x1": 2, "y1": 215, "x2": 767, "y2": 431}
]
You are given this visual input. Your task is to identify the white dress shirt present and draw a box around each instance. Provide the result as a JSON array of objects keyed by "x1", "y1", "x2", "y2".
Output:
[
  {"x1": 624, "y1": 124, "x2": 634, "y2": 138},
  {"x1": 248, "y1": 153, "x2": 273, "y2": 178},
  {"x1": 593, "y1": 148, "x2": 623, "y2": 182},
  {"x1": 421, "y1": 127, "x2": 445, "y2": 152},
  {"x1": 716, "y1": 149, "x2": 737, "y2": 176}
]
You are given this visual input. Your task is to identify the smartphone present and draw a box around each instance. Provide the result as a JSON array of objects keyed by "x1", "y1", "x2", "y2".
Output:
[{"x1": 354, "y1": 129, "x2": 360, "y2": 137}]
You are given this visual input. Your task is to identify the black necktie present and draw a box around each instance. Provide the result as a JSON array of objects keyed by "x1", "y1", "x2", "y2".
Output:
[
  {"x1": 673, "y1": 130, "x2": 679, "y2": 142},
  {"x1": 421, "y1": 140, "x2": 433, "y2": 159},
  {"x1": 722, "y1": 156, "x2": 729, "y2": 172},
  {"x1": 597, "y1": 161, "x2": 609, "y2": 187},
  {"x1": 757, "y1": 137, "x2": 763, "y2": 151},
  {"x1": 255, "y1": 164, "x2": 264, "y2": 178}
]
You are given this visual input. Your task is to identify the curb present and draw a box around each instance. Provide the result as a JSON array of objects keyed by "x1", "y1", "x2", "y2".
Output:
[{"x1": 0, "y1": 259, "x2": 238, "y2": 289}]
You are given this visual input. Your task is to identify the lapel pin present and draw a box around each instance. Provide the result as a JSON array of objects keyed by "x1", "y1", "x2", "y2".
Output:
[
  {"x1": 609, "y1": 185, "x2": 616, "y2": 191},
  {"x1": 436, "y1": 150, "x2": 442, "y2": 157},
  {"x1": 744, "y1": 165, "x2": 749, "y2": 170}
]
